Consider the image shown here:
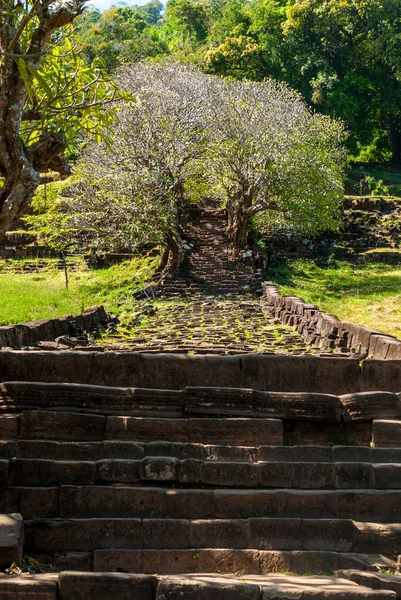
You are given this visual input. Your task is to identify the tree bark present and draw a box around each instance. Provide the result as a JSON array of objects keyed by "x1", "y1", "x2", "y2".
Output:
[
  {"x1": 226, "y1": 199, "x2": 248, "y2": 254},
  {"x1": 0, "y1": 1, "x2": 85, "y2": 237}
]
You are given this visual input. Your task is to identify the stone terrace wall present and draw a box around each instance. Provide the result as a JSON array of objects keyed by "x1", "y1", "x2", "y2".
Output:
[
  {"x1": 2, "y1": 351, "x2": 401, "y2": 393},
  {"x1": 0, "y1": 306, "x2": 109, "y2": 349},
  {"x1": 262, "y1": 282, "x2": 401, "y2": 360}
]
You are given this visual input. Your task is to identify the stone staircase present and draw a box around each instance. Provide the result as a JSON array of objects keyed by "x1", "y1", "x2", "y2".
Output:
[
  {"x1": 1, "y1": 374, "x2": 401, "y2": 597},
  {"x1": 160, "y1": 201, "x2": 263, "y2": 297}
]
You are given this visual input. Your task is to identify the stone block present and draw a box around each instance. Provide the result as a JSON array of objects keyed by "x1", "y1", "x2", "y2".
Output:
[
  {"x1": 373, "y1": 420, "x2": 401, "y2": 447},
  {"x1": 354, "y1": 522, "x2": 401, "y2": 553},
  {"x1": 54, "y1": 551, "x2": 93, "y2": 572},
  {"x1": 0, "y1": 414, "x2": 19, "y2": 439},
  {"x1": 333, "y1": 447, "x2": 371, "y2": 463},
  {"x1": 143, "y1": 519, "x2": 189, "y2": 549},
  {"x1": 373, "y1": 464, "x2": 401, "y2": 489},
  {"x1": 103, "y1": 441, "x2": 144, "y2": 460},
  {"x1": 190, "y1": 519, "x2": 249, "y2": 549},
  {"x1": 24, "y1": 518, "x2": 143, "y2": 552},
  {"x1": 178, "y1": 459, "x2": 200, "y2": 484},
  {"x1": 141, "y1": 457, "x2": 178, "y2": 481},
  {"x1": 249, "y1": 518, "x2": 302, "y2": 550},
  {"x1": 60, "y1": 486, "x2": 165, "y2": 519},
  {"x1": 341, "y1": 392, "x2": 401, "y2": 422},
  {"x1": 10, "y1": 459, "x2": 95, "y2": 486},
  {"x1": 137, "y1": 354, "x2": 242, "y2": 390},
  {"x1": 59, "y1": 572, "x2": 157, "y2": 600},
  {"x1": 0, "y1": 574, "x2": 57, "y2": 599},
  {"x1": 337, "y1": 570, "x2": 401, "y2": 598},
  {"x1": 96, "y1": 460, "x2": 141, "y2": 483},
  {"x1": 157, "y1": 575, "x2": 260, "y2": 600},
  {"x1": 0, "y1": 513, "x2": 24, "y2": 568},
  {"x1": 165, "y1": 490, "x2": 214, "y2": 519},
  {"x1": 335, "y1": 463, "x2": 373, "y2": 489},
  {"x1": 301, "y1": 519, "x2": 355, "y2": 552},
  {"x1": 197, "y1": 550, "x2": 262, "y2": 576},
  {"x1": 94, "y1": 549, "x2": 143, "y2": 572},
  {"x1": 258, "y1": 446, "x2": 333, "y2": 463},
  {"x1": 7, "y1": 487, "x2": 59, "y2": 519},
  {"x1": 20, "y1": 411, "x2": 106, "y2": 441},
  {"x1": 240, "y1": 355, "x2": 361, "y2": 395},
  {"x1": 200, "y1": 462, "x2": 257, "y2": 487}
]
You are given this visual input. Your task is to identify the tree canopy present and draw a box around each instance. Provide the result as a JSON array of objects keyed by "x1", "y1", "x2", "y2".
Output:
[
  {"x1": 74, "y1": 0, "x2": 401, "y2": 165},
  {"x1": 65, "y1": 64, "x2": 345, "y2": 266}
]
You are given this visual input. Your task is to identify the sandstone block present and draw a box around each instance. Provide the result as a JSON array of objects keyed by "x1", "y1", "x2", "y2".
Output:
[
  {"x1": 141, "y1": 457, "x2": 178, "y2": 481},
  {"x1": 0, "y1": 513, "x2": 24, "y2": 568},
  {"x1": 190, "y1": 519, "x2": 249, "y2": 549},
  {"x1": 25, "y1": 518, "x2": 143, "y2": 552},
  {"x1": 59, "y1": 572, "x2": 157, "y2": 600},
  {"x1": 335, "y1": 463, "x2": 373, "y2": 489},
  {"x1": 341, "y1": 392, "x2": 401, "y2": 422},
  {"x1": 97, "y1": 459, "x2": 141, "y2": 483},
  {"x1": 200, "y1": 461, "x2": 257, "y2": 487},
  {"x1": 373, "y1": 420, "x2": 401, "y2": 447},
  {"x1": 157, "y1": 575, "x2": 260, "y2": 600},
  {"x1": 143, "y1": 519, "x2": 189, "y2": 549},
  {"x1": 0, "y1": 574, "x2": 57, "y2": 599},
  {"x1": 20, "y1": 411, "x2": 106, "y2": 441},
  {"x1": 60, "y1": 486, "x2": 165, "y2": 519}
]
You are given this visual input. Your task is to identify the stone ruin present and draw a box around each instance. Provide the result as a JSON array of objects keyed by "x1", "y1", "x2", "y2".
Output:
[{"x1": 0, "y1": 202, "x2": 401, "y2": 598}]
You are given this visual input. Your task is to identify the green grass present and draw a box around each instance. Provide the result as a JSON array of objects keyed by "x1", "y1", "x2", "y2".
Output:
[
  {"x1": 0, "y1": 256, "x2": 159, "y2": 325},
  {"x1": 269, "y1": 259, "x2": 401, "y2": 338}
]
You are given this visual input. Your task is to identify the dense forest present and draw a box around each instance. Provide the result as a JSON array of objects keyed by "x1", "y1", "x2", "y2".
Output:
[{"x1": 75, "y1": 0, "x2": 401, "y2": 166}]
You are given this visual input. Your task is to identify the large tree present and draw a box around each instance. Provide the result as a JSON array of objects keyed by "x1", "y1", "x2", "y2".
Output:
[
  {"x1": 0, "y1": 0, "x2": 120, "y2": 237},
  {"x1": 70, "y1": 64, "x2": 345, "y2": 264},
  {"x1": 205, "y1": 76, "x2": 346, "y2": 250},
  {"x1": 67, "y1": 64, "x2": 211, "y2": 272}
]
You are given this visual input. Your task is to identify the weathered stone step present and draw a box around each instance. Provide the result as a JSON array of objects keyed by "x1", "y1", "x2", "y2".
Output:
[
  {"x1": 3, "y1": 441, "x2": 401, "y2": 464},
  {"x1": 12, "y1": 486, "x2": 401, "y2": 521},
  {"x1": 22, "y1": 517, "x2": 401, "y2": 554},
  {"x1": 0, "y1": 572, "x2": 395, "y2": 599},
  {"x1": 337, "y1": 570, "x2": 401, "y2": 598},
  {"x1": 0, "y1": 572, "x2": 396, "y2": 599},
  {"x1": 0, "y1": 512, "x2": 23, "y2": 568},
  {"x1": 12, "y1": 411, "x2": 283, "y2": 445},
  {"x1": 94, "y1": 550, "x2": 396, "y2": 580},
  {"x1": 4, "y1": 383, "x2": 400, "y2": 422},
  {"x1": 5, "y1": 458, "x2": 401, "y2": 489}
]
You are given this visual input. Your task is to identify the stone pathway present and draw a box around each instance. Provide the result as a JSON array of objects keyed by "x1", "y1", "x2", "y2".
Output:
[
  {"x1": 99, "y1": 200, "x2": 317, "y2": 355},
  {"x1": 105, "y1": 296, "x2": 313, "y2": 354}
]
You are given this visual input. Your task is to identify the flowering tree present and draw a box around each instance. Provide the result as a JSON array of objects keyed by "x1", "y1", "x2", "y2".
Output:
[
  {"x1": 205, "y1": 77, "x2": 347, "y2": 250},
  {"x1": 71, "y1": 64, "x2": 346, "y2": 266},
  {"x1": 70, "y1": 63, "x2": 210, "y2": 272}
]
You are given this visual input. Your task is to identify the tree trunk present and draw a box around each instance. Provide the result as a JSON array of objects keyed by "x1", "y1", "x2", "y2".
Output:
[
  {"x1": 226, "y1": 200, "x2": 247, "y2": 254},
  {"x1": 0, "y1": 2, "x2": 84, "y2": 237},
  {"x1": 165, "y1": 230, "x2": 183, "y2": 274}
]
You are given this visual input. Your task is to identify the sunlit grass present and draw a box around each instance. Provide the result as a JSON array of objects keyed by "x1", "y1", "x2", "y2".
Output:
[
  {"x1": 0, "y1": 256, "x2": 159, "y2": 325},
  {"x1": 269, "y1": 259, "x2": 401, "y2": 338}
]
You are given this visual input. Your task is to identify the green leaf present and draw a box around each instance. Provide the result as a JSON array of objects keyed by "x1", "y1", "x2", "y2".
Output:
[
  {"x1": 17, "y1": 59, "x2": 34, "y2": 100},
  {"x1": 27, "y1": 65, "x2": 54, "y2": 100}
]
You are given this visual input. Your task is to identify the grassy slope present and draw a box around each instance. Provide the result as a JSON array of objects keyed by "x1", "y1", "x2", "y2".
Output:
[
  {"x1": 269, "y1": 259, "x2": 401, "y2": 338},
  {"x1": 0, "y1": 256, "x2": 158, "y2": 326}
]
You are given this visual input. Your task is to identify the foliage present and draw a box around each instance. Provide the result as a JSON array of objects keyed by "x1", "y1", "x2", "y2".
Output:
[
  {"x1": 67, "y1": 64, "x2": 345, "y2": 258},
  {"x1": 0, "y1": 256, "x2": 159, "y2": 325},
  {"x1": 66, "y1": 64, "x2": 212, "y2": 269},
  {"x1": 205, "y1": 75, "x2": 346, "y2": 249},
  {"x1": 0, "y1": 0, "x2": 127, "y2": 236}
]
